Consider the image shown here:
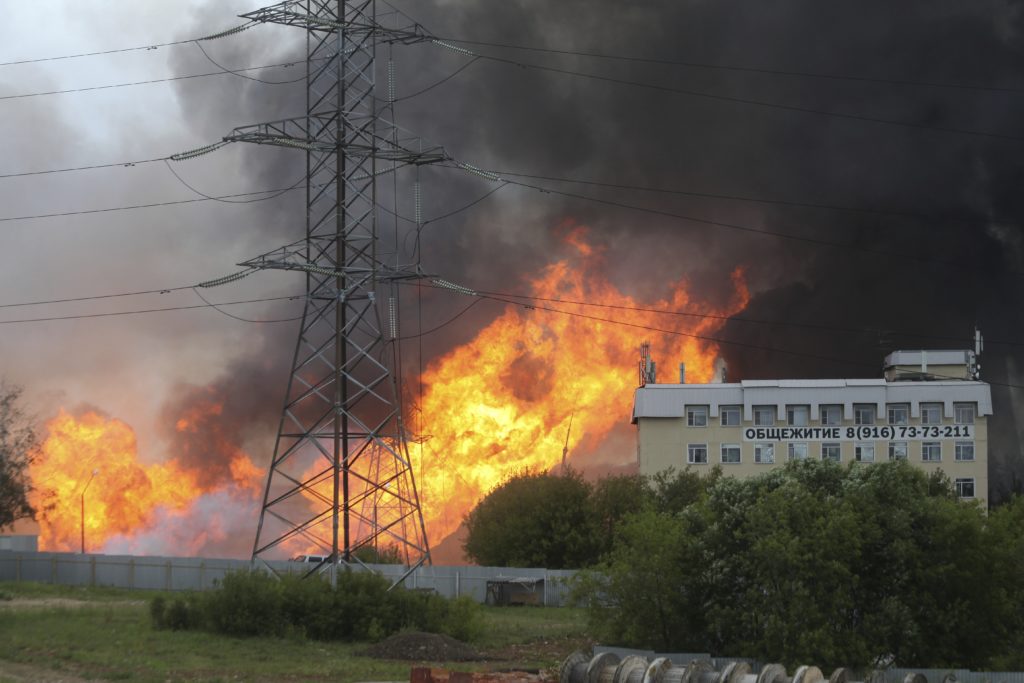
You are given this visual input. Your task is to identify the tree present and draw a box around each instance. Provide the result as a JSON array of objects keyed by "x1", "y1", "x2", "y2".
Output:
[
  {"x1": 573, "y1": 460, "x2": 1017, "y2": 669},
  {"x1": 0, "y1": 382, "x2": 39, "y2": 529},
  {"x1": 462, "y1": 468, "x2": 597, "y2": 568},
  {"x1": 590, "y1": 473, "x2": 650, "y2": 557}
]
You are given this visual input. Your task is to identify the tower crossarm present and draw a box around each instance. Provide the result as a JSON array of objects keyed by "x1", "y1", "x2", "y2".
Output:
[
  {"x1": 224, "y1": 117, "x2": 447, "y2": 165},
  {"x1": 239, "y1": 0, "x2": 431, "y2": 44}
]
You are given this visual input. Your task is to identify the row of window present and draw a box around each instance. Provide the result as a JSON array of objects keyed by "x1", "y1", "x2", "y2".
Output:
[
  {"x1": 686, "y1": 440, "x2": 976, "y2": 465},
  {"x1": 685, "y1": 402, "x2": 976, "y2": 427}
]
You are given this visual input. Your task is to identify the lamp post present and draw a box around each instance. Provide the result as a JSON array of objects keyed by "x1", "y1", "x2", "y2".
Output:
[{"x1": 80, "y1": 469, "x2": 99, "y2": 554}]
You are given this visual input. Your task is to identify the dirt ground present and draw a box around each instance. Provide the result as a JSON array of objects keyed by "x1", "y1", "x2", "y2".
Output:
[
  {"x1": 364, "y1": 632, "x2": 486, "y2": 661},
  {"x1": 0, "y1": 659, "x2": 94, "y2": 683}
]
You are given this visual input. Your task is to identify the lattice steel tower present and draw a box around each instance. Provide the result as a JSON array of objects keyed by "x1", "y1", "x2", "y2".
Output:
[{"x1": 229, "y1": 0, "x2": 441, "y2": 575}]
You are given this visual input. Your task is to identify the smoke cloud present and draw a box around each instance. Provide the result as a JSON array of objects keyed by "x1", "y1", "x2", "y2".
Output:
[{"x1": 5, "y1": 0, "x2": 1024, "y2": 557}]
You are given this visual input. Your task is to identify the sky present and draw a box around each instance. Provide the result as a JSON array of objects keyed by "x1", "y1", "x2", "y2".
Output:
[{"x1": 3, "y1": 0, "x2": 1024, "y2": 545}]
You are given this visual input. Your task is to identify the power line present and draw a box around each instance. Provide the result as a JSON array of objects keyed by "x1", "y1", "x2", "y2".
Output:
[
  {"x1": 0, "y1": 184, "x2": 304, "y2": 224},
  {"x1": 437, "y1": 37, "x2": 1024, "y2": 96},
  {"x1": 436, "y1": 287, "x2": 1024, "y2": 390},
  {"x1": 0, "y1": 157, "x2": 166, "y2": 180},
  {"x1": 0, "y1": 61, "x2": 304, "y2": 103},
  {"x1": 191, "y1": 287, "x2": 304, "y2": 323},
  {"x1": 162, "y1": 160, "x2": 306, "y2": 204},
  {"x1": 0, "y1": 22, "x2": 256, "y2": 68},
  {"x1": 486, "y1": 169, "x2": 1020, "y2": 233},
  {"x1": 0, "y1": 285, "x2": 192, "y2": 310},
  {"x1": 442, "y1": 165, "x2": 958, "y2": 265},
  {"x1": 192, "y1": 41, "x2": 305, "y2": 86},
  {"x1": 0, "y1": 294, "x2": 303, "y2": 325},
  {"x1": 410, "y1": 281, "x2": 1023, "y2": 348},
  {"x1": 448, "y1": 47, "x2": 1024, "y2": 143}
]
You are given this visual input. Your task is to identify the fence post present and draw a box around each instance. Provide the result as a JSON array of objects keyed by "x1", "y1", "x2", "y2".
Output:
[
  {"x1": 543, "y1": 569, "x2": 548, "y2": 607},
  {"x1": 50, "y1": 556, "x2": 57, "y2": 584},
  {"x1": 129, "y1": 558, "x2": 135, "y2": 591},
  {"x1": 165, "y1": 560, "x2": 172, "y2": 591},
  {"x1": 90, "y1": 555, "x2": 96, "y2": 587},
  {"x1": 15, "y1": 555, "x2": 21, "y2": 582},
  {"x1": 200, "y1": 560, "x2": 206, "y2": 590},
  {"x1": 455, "y1": 570, "x2": 460, "y2": 598}
]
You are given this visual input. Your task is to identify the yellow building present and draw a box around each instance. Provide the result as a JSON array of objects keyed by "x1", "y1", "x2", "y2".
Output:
[{"x1": 632, "y1": 350, "x2": 990, "y2": 505}]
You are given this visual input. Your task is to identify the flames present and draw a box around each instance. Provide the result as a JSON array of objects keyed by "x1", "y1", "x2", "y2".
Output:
[
  {"x1": 414, "y1": 228, "x2": 749, "y2": 543},
  {"x1": 28, "y1": 408, "x2": 263, "y2": 553},
  {"x1": 24, "y1": 227, "x2": 747, "y2": 558}
]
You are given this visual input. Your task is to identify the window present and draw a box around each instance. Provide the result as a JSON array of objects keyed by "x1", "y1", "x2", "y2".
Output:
[
  {"x1": 855, "y1": 442, "x2": 875, "y2": 462},
  {"x1": 788, "y1": 442, "x2": 808, "y2": 460},
  {"x1": 955, "y1": 478, "x2": 975, "y2": 499},
  {"x1": 887, "y1": 403, "x2": 909, "y2": 425},
  {"x1": 754, "y1": 443, "x2": 775, "y2": 464},
  {"x1": 720, "y1": 405, "x2": 741, "y2": 427},
  {"x1": 922, "y1": 441, "x2": 941, "y2": 462},
  {"x1": 687, "y1": 444, "x2": 708, "y2": 464},
  {"x1": 787, "y1": 405, "x2": 809, "y2": 427},
  {"x1": 721, "y1": 444, "x2": 741, "y2": 464},
  {"x1": 821, "y1": 443, "x2": 841, "y2": 462},
  {"x1": 753, "y1": 406, "x2": 775, "y2": 426},
  {"x1": 921, "y1": 402, "x2": 942, "y2": 425},
  {"x1": 888, "y1": 441, "x2": 908, "y2": 461},
  {"x1": 955, "y1": 441, "x2": 975, "y2": 462},
  {"x1": 686, "y1": 405, "x2": 708, "y2": 427},
  {"x1": 954, "y1": 403, "x2": 976, "y2": 425},
  {"x1": 820, "y1": 405, "x2": 842, "y2": 426},
  {"x1": 854, "y1": 404, "x2": 876, "y2": 425}
]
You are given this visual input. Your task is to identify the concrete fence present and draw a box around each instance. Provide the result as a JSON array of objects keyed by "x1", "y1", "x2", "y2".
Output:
[{"x1": 0, "y1": 550, "x2": 577, "y2": 606}]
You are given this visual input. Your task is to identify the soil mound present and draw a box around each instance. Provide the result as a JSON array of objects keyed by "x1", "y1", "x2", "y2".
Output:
[{"x1": 364, "y1": 631, "x2": 484, "y2": 661}]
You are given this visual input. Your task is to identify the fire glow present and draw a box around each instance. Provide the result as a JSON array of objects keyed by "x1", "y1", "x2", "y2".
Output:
[
  {"x1": 25, "y1": 229, "x2": 747, "y2": 557},
  {"x1": 413, "y1": 229, "x2": 749, "y2": 544},
  {"x1": 28, "y1": 408, "x2": 263, "y2": 553}
]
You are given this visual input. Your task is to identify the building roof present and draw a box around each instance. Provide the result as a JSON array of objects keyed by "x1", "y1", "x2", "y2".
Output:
[{"x1": 632, "y1": 379, "x2": 993, "y2": 423}]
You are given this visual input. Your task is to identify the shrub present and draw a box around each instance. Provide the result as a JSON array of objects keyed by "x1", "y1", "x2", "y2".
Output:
[{"x1": 148, "y1": 568, "x2": 483, "y2": 643}]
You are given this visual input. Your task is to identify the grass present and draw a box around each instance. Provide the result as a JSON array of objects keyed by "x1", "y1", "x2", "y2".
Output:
[{"x1": 0, "y1": 581, "x2": 591, "y2": 682}]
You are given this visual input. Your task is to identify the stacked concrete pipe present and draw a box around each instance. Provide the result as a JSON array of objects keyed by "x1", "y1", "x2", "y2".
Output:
[{"x1": 560, "y1": 651, "x2": 926, "y2": 683}]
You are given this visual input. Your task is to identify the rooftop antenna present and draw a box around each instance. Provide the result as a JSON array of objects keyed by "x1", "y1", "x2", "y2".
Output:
[{"x1": 972, "y1": 326, "x2": 984, "y2": 380}]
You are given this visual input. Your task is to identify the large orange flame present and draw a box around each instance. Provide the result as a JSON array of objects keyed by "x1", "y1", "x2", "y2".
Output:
[
  {"x1": 25, "y1": 228, "x2": 747, "y2": 559},
  {"x1": 414, "y1": 228, "x2": 749, "y2": 544},
  {"x1": 28, "y1": 409, "x2": 263, "y2": 553}
]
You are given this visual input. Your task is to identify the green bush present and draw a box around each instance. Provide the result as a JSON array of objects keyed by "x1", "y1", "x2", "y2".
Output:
[{"x1": 147, "y1": 569, "x2": 483, "y2": 643}]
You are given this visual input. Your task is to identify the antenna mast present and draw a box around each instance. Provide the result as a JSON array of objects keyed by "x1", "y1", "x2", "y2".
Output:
[{"x1": 233, "y1": 0, "x2": 439, "y2": 577}]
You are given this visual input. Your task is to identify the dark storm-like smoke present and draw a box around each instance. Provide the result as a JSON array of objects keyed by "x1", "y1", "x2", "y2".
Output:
[{"x1": 167, "y1": 1, "x2": 1024, "y2": 499}]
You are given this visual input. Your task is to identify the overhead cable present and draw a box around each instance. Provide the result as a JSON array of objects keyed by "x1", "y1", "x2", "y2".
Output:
[
  {"x1": 0, "y1": 22, "x2": 256, "y2": 68},
  {"x1": 436, "y1": 37, "x2": 1024, "y2": 96}
]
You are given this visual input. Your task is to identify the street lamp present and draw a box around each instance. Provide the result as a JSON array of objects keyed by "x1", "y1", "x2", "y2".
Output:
[{"x1": 80, "y1": 469, "x2": 99, "y2": 554}]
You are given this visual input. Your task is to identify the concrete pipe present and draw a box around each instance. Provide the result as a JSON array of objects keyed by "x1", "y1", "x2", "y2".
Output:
[
  {"x1": 717, "y1": 660, "x2": 752, "y2": 683},
  {"x1": 561, "y1": 651, "x2": 592, "y2": 683},
  {"x1": 643, "y1": 658, "x2": 674, "y2": 683},
  {"x1": 828, "y1": 668, "x2": 850, "y2": 683},
  {"x1": 683, "y1": 660, "x2": 719, "y2": 683},
  {"x1": 756, "y1": 664, "x2": 789, "y2": 683},
  {"x1": 614, "y1": 656, "x2": 651, "y2": 683},
  {"x1": 792, "y1": 666, "x2": 824, "y2": 683},
  {"x1": 587, "y1": 652, "x2": 622, "y2": 683}
]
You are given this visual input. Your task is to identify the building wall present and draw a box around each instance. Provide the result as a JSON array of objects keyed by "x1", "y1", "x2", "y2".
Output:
[{"x1": 636, "y1": 383, "x2": 989, "y2": 506}]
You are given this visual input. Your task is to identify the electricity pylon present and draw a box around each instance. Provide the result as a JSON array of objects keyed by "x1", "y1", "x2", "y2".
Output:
[{"x1": 231, "y1": 0, "x2": 440, "y2": 578}]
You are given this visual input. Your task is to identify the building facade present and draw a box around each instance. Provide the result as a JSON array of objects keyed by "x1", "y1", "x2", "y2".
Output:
[{"x1": 632, "y1": 350, "x2": 990, "y2": 505}]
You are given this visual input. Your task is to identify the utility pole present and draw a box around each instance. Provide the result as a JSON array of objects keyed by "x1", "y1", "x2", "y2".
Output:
[{"x1": 231, "y1": 0, "x2": 439, "y2": 578}]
